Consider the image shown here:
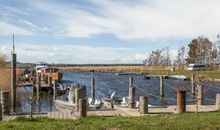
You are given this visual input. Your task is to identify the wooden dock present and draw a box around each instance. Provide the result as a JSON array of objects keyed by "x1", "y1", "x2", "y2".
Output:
[{"x1": 2, "y1": 104, "x2": 217, "y2": 121}]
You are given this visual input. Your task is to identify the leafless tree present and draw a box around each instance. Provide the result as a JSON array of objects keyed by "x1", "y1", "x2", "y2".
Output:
[
  {"x1": 175, "y1": 47, "x2": 185, "y2": 70},
  {"x1": 23, "y1": 86, "x2": 36, "y2": 119}
]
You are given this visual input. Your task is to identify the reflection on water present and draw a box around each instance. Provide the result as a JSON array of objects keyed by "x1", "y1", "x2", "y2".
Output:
[{"x1": 16, "y1": 70, "x2": 220, "y2": 113}]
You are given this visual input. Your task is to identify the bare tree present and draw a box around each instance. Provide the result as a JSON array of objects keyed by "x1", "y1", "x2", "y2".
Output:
[
  {"x1": 187, "y1": 37, "x2": 212, "y2": 64},
  {"x1": 163, "y1": 47, "x2": 171, "y2": 66},
  {"x1": 175, "y1": 47, "x2": 185, "y2": 70},
  {"x1": 23, "y1": 86, "x2": 36, "y2": 119}
]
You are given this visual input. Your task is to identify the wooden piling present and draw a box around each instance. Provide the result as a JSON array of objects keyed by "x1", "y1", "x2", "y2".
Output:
[
  {"x1": 48, "y1": 76, "x2": 52, "y2": 87},
  {"x1": 191, "y1": 74, "x2": 195, "y2": 95},
  {"x1": 1, "y1": 91, "x2": 10, "y2": 115},
  {"x1": 160, "y1": 75, "x2": 164, "y2": 98},
  {"x1": 68, "y1": 87, "x2": 75, "y2": 103},
  {"x1": 79, "y1": 99, "x2": 87, "y2": 117},
  {"x1": 176, "y1": 89, "x2": 186, "y2": 113},
  {"x1": 36, "y1": 72, "x2": 41, "y2": 94},
  {"x1": 75, "y1": 86, "x2": 87, "y2": 112},
  {"x1": 81, "y1": 85, "x2": 87, "y2": 99},
  {"x1": 129, "y1": 76, "x2": 134, "y2": 87},
  {"x1": 128, "y1": 86, "x2": 135, "y2": 108},
  {"x1": 53, "y1": 80, "x2": 57, "y2": 101},
  {"x1": 216, "y1": 93, "x2": 220, "y2": 110},
  {"x1": 197, "y1": 84, "x2": 203, "y2": 105},
  {"x1": 91, "y1": 77, "x2": 95, "y2": 99},
  {"x1": 0, "y1": 103, "x2": 2, "y2": 121},
  {"x1": 11, "y1": 53, "x2": 16, "y2": 112},
  {"x1": 140, "y1": 96, "x2": 148, "y2": 114}
]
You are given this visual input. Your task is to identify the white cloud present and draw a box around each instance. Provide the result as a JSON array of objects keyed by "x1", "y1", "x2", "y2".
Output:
[
  {"x1": 0, "y1": 21, "x2": 34, "y2": 36},
  {"x1": 0, "y1": 43, "x2": 141, "y2": 64},
  {"x1": 24, "y1": 0, "x2": 220, "y2": 40},
  {"x1": 2, "y1": 0, "x2": 220, "y2": 39}
]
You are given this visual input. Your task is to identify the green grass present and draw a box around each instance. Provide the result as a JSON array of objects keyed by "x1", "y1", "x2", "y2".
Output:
[
  {"x1": 1, "y1": 112, "x2": 220, "y2": 130},
  {"x1": 152, "y1": 69, "x2": 220, "y2": 81}
]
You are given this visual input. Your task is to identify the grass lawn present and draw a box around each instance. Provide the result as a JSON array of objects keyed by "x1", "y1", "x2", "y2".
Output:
[{"x1": 1, "y1": 111, "x2": 220, "y2": 130}]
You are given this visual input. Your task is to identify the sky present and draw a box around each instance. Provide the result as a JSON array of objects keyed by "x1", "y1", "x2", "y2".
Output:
[{"x1": 0, "y1": 0, "x2": 220, "y2": 64}]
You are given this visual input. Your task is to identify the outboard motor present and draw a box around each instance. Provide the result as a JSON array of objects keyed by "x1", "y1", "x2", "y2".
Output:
[{"x1": 110, "y1": 91, "x2": 118, "y2": 100}]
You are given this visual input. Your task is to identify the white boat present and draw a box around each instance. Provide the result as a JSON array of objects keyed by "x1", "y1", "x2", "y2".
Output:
[
  {"x1": 54, "y1": 99, "x2": 76, "y2": 110},
  {"x1": 35, "y1": 62, "x2": 48, "y2": 73},
  {"x1": 170, "y1": 75, "x2": 188, "y2": 80}
]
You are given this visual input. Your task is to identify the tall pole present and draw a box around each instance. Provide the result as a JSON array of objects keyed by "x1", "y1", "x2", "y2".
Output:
[
  {"x1": 11, "y1": 34, "x2": 17, "y2": 113},
  {"x1": 160, "y1": 75, "x2": 164, "y2": 98},
  {"x1": 91, "y1": 71, "x2": 95, "y2": 99}
]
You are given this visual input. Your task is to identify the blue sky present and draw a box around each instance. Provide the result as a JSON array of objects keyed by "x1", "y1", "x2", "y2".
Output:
[{"x1": 0, "y1": 0, "x2": 220, "y2": 64}]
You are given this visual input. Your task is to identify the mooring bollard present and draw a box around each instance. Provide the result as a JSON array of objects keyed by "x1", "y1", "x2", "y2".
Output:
[
  {"x1": 176, "y1": 89, "x2": 186, "y2": 113},
  {"x1": 191, "y1": 74, "x2": 195, "y2": 95},
  {"x1": 128, "y1": 86, "x2": 135, "y2": 108},
  {"x1": 91, "y1": 77, "x2": 95, "y2": 99},
  {"x1": 1, "y1": 91, "x2": 10, "y2": 115},
  {"x1": 129, "y1": 76, "x2": 134, "y2": 87},
  {"x1": 53, "y1": 80, "x2": 57, "y2": 101},
  {"x1": 160, "y1": 75, "x2": 164, "y2": 98},
  {"x1": 216, "y1": 93, "x2": 220, "y2": 110},
  {"x1": 197, "y1": 84, "x2": 203, "y2": 105},
  {"x1": 79, "y1": 99, "x2": 87, "y2": 117},
  {"x1": 140, "y1": 96, "x2": 148, "y2": 114}
]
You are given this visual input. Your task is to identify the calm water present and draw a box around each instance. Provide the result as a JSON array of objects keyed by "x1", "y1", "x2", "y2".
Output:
[{"x1": 16, "y1": 70, "x2": 220, "y2": 113}]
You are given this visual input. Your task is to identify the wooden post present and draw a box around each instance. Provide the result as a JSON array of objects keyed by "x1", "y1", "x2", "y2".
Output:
[
  {"x1": 129, "y1": 76, "x2": 133, "y2": 87},
  {"x1": 1, "y1": 91, "x2": 10, "y2": 115},
  {"x1": 91, "y1": 77, "x2": 95, "y2": 99},
  {"x1": 0, "y1": 102, "x2": 2, "y2": 121},
  {"x1": 75, "y1": 85, "x2": 87, "y2": 112},
  {"x1": 216, "y1": 93, "x2": 220, "y2": 110},
  {"x1": 36, "y1": 72, "x2": 41, "y2": 95},
  {"x1": 75, "y1": 86, "x2": 81, "y2": 111},
  {"x1": 48, "y1": 76, "x2": 52, "y2": 87},
  {"x1": 81, "y1": 85, "x2": 87, "y2": 99},
  {"x1": 197, "y1": 84, "x2": 203, "y2": 105},
  {"x1": 140, "y1": 96, "x2": 148, "y2": 114},
  {"x1": 53, "y1": 80, "x2": 57, "y2": 101},
  {"x1": 176, "y1": 89, "x2": 186, "y2": 113},
  {"x1": 79, "y1": 99, "x2": 87, "y2": 117},
  {"x1": 68, "y1": 87, "x2": 75, "y2": 103},
  {"x1": 48, "y1": 93, "x2": 53, "y2": 112},
  {"x1": 160, "y1": 75, "x2": 164, "y2": 98},
  {"x1": 11, "y1": 52, "x2": 16, "y2": 112},
  {"x1": 191, "y1": 74, "x2": 195, "y2": 95},
  {"x1": 128, "y1": 86, "x2": 135, "y2": 108}
]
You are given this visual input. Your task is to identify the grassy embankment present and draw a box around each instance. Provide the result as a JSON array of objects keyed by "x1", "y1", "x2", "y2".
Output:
[{"x1": 1, "y1": 111, "x2": 220, "y2": 130}]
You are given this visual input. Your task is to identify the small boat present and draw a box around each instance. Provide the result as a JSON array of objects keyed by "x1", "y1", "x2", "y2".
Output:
[
  {"x1": 35, "y1": 62, "x2": 48, "y2": 73},
  {"x1": 54, "y1": 99, "x2": 76, "y2": 110},
  {"x1": 170, "y1": 75, "x2": 188, "y2": 80},
  {"x1": 144, "y1": 75, "x2": 151, "y2": 79}
]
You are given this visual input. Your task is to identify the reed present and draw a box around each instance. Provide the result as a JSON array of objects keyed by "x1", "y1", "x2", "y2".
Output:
[{"x1": 0, "y1": 69, "x2": 11, "y2": 91}]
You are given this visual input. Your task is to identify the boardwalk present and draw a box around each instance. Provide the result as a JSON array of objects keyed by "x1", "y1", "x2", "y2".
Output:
[{"x1": 2, "y1": 104, "x2": 217, "y2": 121}]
